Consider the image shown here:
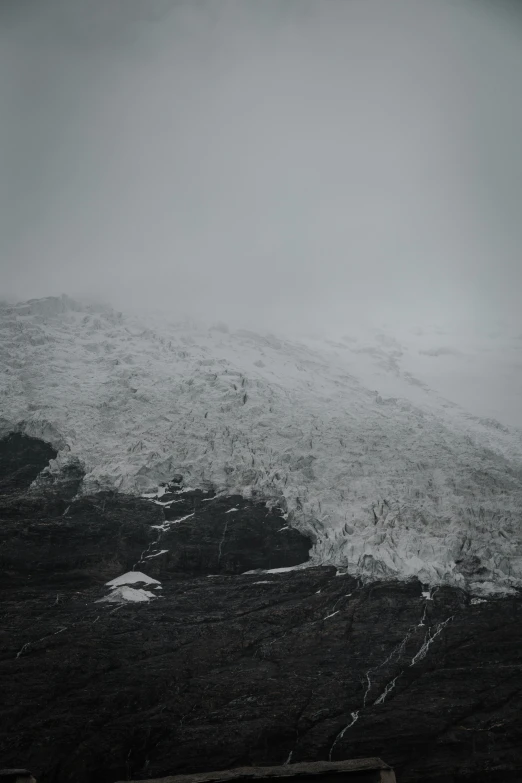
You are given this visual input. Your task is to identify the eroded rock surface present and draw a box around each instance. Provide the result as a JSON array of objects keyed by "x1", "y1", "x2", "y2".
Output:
[
  {"x1": 1, "y1": 436, "x2": 522, "y2": 783},
  {"x1": 0, "y1": 433, "x2": 57, "y2": 494}
]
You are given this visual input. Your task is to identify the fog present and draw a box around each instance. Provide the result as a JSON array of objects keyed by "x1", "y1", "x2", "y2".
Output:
[{"x1": 2, "y1": 0, "x2": 522, "y2": 334}]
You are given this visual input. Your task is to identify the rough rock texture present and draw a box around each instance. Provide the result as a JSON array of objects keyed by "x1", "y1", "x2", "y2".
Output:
[
  {"x1": 0, "y1": 490, "x2": 161, "y2": 589},
  {"x1": 121, "y1": 758, "x2": 395, "y2": 783},
  {"x1": 155, "y1": 494, "x2": 311, "y2": 576},
  {"x1": 1, "y1": 437, "x2": 522, "y2": 783},
  {"x1": 0, "y1": 433, "x2": 57, "y2": 494}
]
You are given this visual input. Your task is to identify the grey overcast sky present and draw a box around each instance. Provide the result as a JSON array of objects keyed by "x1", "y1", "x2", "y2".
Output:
[{"x1": 1, "y1": 0, "x2": 522, "y2": 332}]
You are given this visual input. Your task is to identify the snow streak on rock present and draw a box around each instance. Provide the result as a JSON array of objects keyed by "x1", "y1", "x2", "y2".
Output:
[
  {"x1": 329, "y1": 598, "x2": 454, "y2": 759},
  {"x1": 410, "y1": 617, "x2": 453, "y2": 666},
  {"x1": 373, "y1": 672, "x2": 402, "y2": 705},
  {"x1": 329, "y1": 712, "x2": 360, "y2": 761}
]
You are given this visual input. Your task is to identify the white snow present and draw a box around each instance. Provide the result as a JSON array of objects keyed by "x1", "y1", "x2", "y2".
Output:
[
  {"x1": 243, "y1": 564, "x2": 309, "y2": 575},
  {"x1": 97, "y1": 586, "x2": 156, "y2": 604},
  {"x1": 105, "y1": 571, "x2": 161, "y2": 588},
  {"x1": 145, "y1": 549, "x2": 169, "y2": 559},
  {"x1": 141, "y1": 486, "x2": 167, "y2": 499},
  {"x1": 469, "y1": 580, "x2": 518, "y2": 597},
  {"x1": 151, "y1": 513, "x2": 195, "y2": 531},
  {"x1": 3, "y1": 296, "x2": 522, "y2": 594},
  {"x1": 323, "y1": 610, "x2": 340, "y2": 620},
  {"x1": 99, "y1": 570, "x2": 162, "y2": 604},
  {"x1": 150, "y1": 498, "x2": 184, "y2": 507}
]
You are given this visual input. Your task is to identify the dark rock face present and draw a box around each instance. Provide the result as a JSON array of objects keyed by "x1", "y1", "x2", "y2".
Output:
[
  {"x1": 1, "y1": 436, "x2": 522, "y2": 783},
  {"x1": 0, "y1": 433, "x2": 57, "y2": 494},
  {"x1": 33, "y1": 458, "x2": 85, "y2": 501},
  {"x1": 157, "y1": 495, "x2": 311, "y2": 576},
  {"x1": 0, "y1": 486, "x2": 311, "y2": 589},
  {"x1": 0, "y1": 490, "x2": 163, "y2": 589}
]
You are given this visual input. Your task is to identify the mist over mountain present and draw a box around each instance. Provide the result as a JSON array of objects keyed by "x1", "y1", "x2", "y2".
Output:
[
  {"x1": 3, "y1": 2, "x2": 522, "y2": 782},
  {"x1": 2, "y1": 0, "x2": 522, "y2": 333}
]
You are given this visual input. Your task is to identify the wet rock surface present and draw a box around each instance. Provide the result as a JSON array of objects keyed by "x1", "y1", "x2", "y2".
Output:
[
  {"x1": 155, "y1": 494, "x2": 311, "y2": 576},
  {"x1": 1, "y1": 437, "x2": 522, "y2": 783},
  {"x1": 0, "y1": 433, "x2": 57, "y2": 494}
]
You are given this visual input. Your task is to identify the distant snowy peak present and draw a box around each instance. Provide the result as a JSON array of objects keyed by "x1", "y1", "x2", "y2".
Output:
[{"x1": 2, "y1": 296, "x2": 522, "y2": 593}]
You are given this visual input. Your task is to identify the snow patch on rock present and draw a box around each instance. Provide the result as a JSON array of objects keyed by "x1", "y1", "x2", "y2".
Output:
[
  {"x1": 106, "y1": 571, "x2": 161, "y2": 589},
  {"x1": 97, "y1": 571, "x2": 162, "y2": 604},
  {"x1": 97, "y1": 586, "x2": 156, "y2": 604}
]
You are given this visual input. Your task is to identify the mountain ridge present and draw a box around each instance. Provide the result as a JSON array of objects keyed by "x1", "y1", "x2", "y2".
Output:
[{"x1": 2, "y1": 295, "x2": 522, "y2": 594}]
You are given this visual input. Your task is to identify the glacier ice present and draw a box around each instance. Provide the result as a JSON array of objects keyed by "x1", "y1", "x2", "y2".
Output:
[{"x1": 2, "y1": 296, "x2": 522, "y2": 594}]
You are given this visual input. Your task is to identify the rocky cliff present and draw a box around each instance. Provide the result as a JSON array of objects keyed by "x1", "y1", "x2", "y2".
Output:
[{"x1": 1, "y1": 435, "x2": 522, "y2": 783}]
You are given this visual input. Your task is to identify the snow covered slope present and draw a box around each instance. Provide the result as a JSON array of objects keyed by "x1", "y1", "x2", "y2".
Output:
[{"x1": 2, "y1": 295, "x2": 522, "y2": 594}]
